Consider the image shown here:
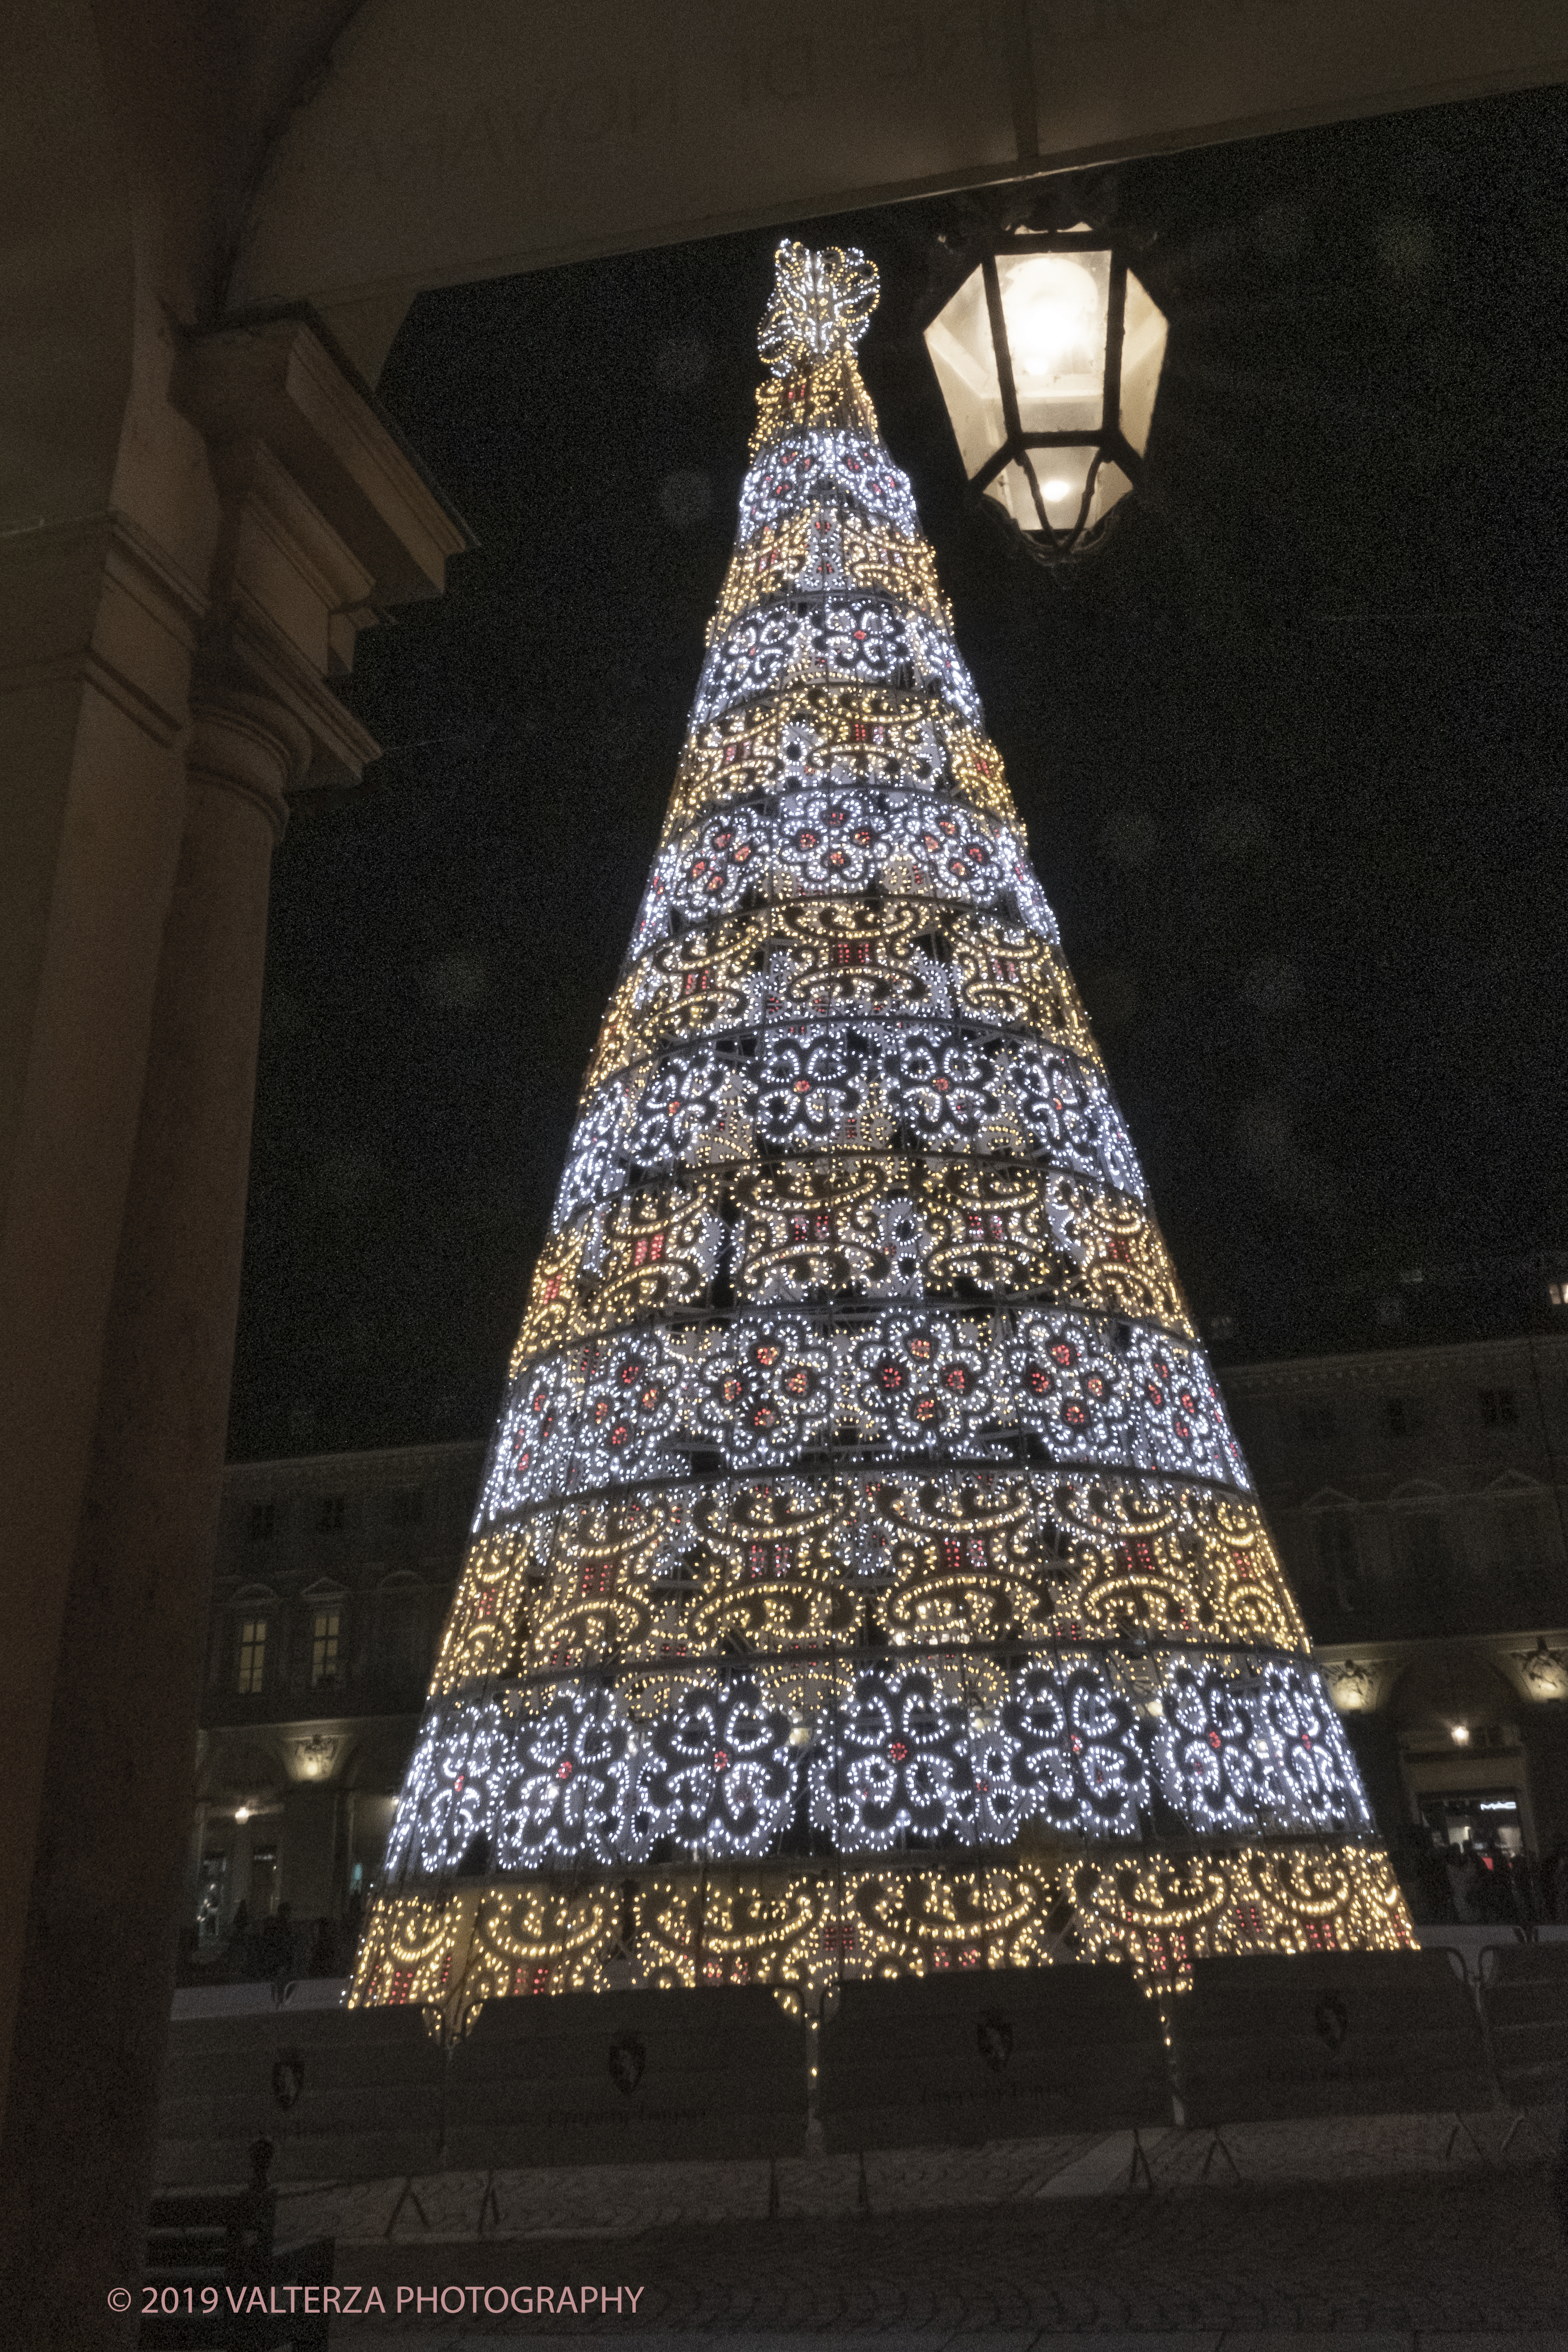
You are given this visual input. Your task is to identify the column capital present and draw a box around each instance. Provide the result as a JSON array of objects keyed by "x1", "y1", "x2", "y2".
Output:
[
  {"x1": 175, "y1": 308, "x2": 473, "y2": 791},
  {"x1": 186, "y1": 688, "x2": 312, "y2": 843}
]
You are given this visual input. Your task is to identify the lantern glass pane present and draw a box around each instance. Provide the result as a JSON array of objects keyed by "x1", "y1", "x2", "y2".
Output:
[
  {"x1": 997, "y1": 248, "x2": 1110, "y2": 435},
  {"x1": 982, "y1": 447, "x2": 1089, "y2": 532},
  {"x1": 981, "y1": 459, "x2": 1038, "y2": 532},
  {"x1": 1087, "y1": 456, "x2": 1134, "y2": 529},
  {"x1": 923, "y1": 267, "x2": 1005, "y2": 481},
  {"x1": 982, "y1": 448, "x2": 1134, "y2": 540},
  {"x1": 1119, "y1": 270, "x2": 1168, "y2": 458}
]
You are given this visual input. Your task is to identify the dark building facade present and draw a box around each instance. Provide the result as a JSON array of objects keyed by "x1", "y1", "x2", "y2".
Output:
[
  {"x1": 1222, "y1": 1331, "x2": 1568, "y2": 1912},
  {"x1": 189, "y1": 1441, "x2": 483, "y2": 1957}
]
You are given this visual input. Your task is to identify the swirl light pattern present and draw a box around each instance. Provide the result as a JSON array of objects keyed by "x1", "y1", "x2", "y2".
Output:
[{"x1": 357, "y1": 242, "x2": 1407, "y2": 2011}]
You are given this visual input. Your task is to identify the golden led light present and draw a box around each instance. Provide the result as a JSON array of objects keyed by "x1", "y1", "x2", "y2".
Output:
[{"x1": 349, "y1": 241, "x2": 1407, "y2": 2023}]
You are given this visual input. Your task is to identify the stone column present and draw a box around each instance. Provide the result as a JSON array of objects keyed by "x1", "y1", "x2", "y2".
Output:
[
  {"x1": 0, "y1": 685, "x2": 303, "y2": 2337},
  {"x1": 0, "y1": 316, "x2": 469, "y2": 2348}
]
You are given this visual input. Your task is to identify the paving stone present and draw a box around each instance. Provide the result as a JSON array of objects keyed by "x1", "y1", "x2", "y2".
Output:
[
  {"x1": 1028, "y1": 2338, "x2": 1223, "y2": 2350},
  {"x1": 308, "y1": 2143, "x2": 1567, "y2": 2341},
  {"x1": 1412, "y1": 2340, "x2": 1568, "y2": 2351},
  {"x1": 1216, "y1": 2338, "x2": 1410, "y2": 2351}
]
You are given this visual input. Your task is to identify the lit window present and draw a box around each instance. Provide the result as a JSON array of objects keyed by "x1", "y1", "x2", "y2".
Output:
[
  {"x1": 1549, "y1": 1282, "x2": 1568, "y2": 1308},
  {"x1": 317, "y1": 1495, "x2": 346, "y2": 1533},
  {"x1": 1479, "y1": 1388, "x2": 1519, "y2": 1429},
  {"x1": 236, "y1": 1619, "x2": 268, "y2": 1694},
  {"x1": 310, "y1": 1610, "x2": 341, "y2": 1686},
  {"x1": 248, "y1": 1502, "x2": 275, "y2": 1542}
]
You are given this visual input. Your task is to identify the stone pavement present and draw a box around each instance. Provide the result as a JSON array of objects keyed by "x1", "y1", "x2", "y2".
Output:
[{"x1": 264, "y1": 2109, "x2": 1568, "y2": 2341}]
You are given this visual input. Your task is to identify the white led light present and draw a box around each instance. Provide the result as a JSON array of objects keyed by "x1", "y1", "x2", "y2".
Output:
[{"x1": 360, "y1": 240, "x2": 1394, "y2": 2002}]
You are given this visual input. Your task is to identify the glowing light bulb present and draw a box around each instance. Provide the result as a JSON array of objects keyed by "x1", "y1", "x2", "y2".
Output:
[
  {"x1": 236, "y1": 1805, "x2": 252, "y2": 1822},
  {"x1": 1006, "y1": 258, "x2": 1103, "y2": 384},
  {"x1": 1041, "y1": 478, "x2": 1073, "y2": 502},
  {"x1": 1450, "y1": 1724, "x2": 1470, "y2": 1745}
]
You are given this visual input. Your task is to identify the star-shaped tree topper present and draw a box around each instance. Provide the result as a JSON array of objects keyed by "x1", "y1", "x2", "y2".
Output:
[{"x1": 758, "y1": 241, "x2": 880, "y2": 376}]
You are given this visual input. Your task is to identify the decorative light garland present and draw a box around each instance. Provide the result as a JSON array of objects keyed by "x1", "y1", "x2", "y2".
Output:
[{"x1": 353, "y1": 239, "x2": 1410, "y2": 2020}]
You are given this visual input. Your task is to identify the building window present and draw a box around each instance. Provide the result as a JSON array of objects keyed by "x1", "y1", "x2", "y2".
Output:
[
  {"x1": 388, "y1": 1488, "x2": 424, "y2": 1527},
  {"x1": 248, "y1": 1502, "x2": 275, "y2": 1543},
  {"x1": 1384, "y1": 1397, "x2": 1411, "y2": 1437},
  {"x1": 1549, "y1": 1282, "x2": 1567, "y2": 1308},
  {"x1": 1313, "y1": 1517, "x2": 1361, "y2": 1609},
  {"x1": 236, "y1": 1618, "x2": 268, "y2": 1694},
  {"x1": 1396, "y1": 1509, "x2": 1455, "y2": 1592},
  {"x1": 317, "y1": 1495, "x2": 346, "y2": 1533},
  {"x1": 310, "y1": 1610, "x2": 342, "y2": 1686},
  {"x1": 1485, "y1": 1495, "x2": 1542, "y2": 1579},
  {"x1": 379, "y1": 1591, "x2": 429, "y2": 1683},
  {"x1": 248, "y1": 1846, "x2": 278, "y2": 1916},
  {"x1": 1299, "y1": 1405, "x2": 1336, "y2": 1442},
  {"x1": 1479, "y1": 1388, "x2": 1519, "y2": 1428}
]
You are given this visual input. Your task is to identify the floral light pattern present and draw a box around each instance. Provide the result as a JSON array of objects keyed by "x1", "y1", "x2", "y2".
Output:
[{"x1": 361, "y1": 239, "x2": 1404, "y2": 2007}]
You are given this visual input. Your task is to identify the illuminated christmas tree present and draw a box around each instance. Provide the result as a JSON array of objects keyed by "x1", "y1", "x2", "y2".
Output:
[{"x1": 353, "y1": 244, "x2": 1411, "y2": 2016}]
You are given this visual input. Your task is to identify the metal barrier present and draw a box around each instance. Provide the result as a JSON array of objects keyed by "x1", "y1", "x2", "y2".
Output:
[
  {"x1": 443, "y1": 1985, "x2": 807, "y2": 2167},
  {"x1": 160, "y1": 1948, "x2": 1553, "y2": 2198},
  {"x1": 1477, "y1": 1940, "x2": 1568, "y2": 2125},
  {"x1": 157, "y1": 2003, "x2": 444, "y2": 2187},
  {"x1": 1168, "y1": 1948, "x2": 1495, "y2": 2171},
  {"x1": 816, "y1": 1962, "x2": 1169, "y2": 2159}
]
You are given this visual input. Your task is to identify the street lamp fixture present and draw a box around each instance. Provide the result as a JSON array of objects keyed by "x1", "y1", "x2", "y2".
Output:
[{"x1": 923, "y1": 220, "x2": 1168, "y2": 564}]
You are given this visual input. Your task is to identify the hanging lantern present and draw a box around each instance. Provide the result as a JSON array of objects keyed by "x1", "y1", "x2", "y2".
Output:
[{"x1": 923, "y1": 223, "x2": 1168, "y2": 562}]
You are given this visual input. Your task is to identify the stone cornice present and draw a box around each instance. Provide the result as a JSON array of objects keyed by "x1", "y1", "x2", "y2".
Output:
[
  {"x1": 1222, "y1": 1330, "x2": 1568, "y2": 1399},
  {"x1": 0, "y1": 508, "x2": 208, "y2": 747},
  {"x1": 222, "y1": 1439, "x2": 486, "y2": 1496},
  {"x1": 174, "y1": 310, "x2": 475, "y2": 786},
  {"x1": 174, "y1": 311, "x2": 472, "y2": 606}
]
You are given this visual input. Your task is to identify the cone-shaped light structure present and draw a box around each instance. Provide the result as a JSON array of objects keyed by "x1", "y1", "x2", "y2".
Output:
[{"x1": 353, "y1": 245, "x2": 1411, "y2": 2021}]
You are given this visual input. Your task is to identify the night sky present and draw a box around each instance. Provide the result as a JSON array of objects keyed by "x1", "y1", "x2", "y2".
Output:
[{"x1": 229, "y1": 86, "x2": 1568, "y2": 1465}]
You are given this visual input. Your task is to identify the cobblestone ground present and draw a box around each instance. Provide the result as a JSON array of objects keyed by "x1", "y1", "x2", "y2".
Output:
[{"x1": 276, "y1": 2111, "x2": 1568, "y2": 2343}]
